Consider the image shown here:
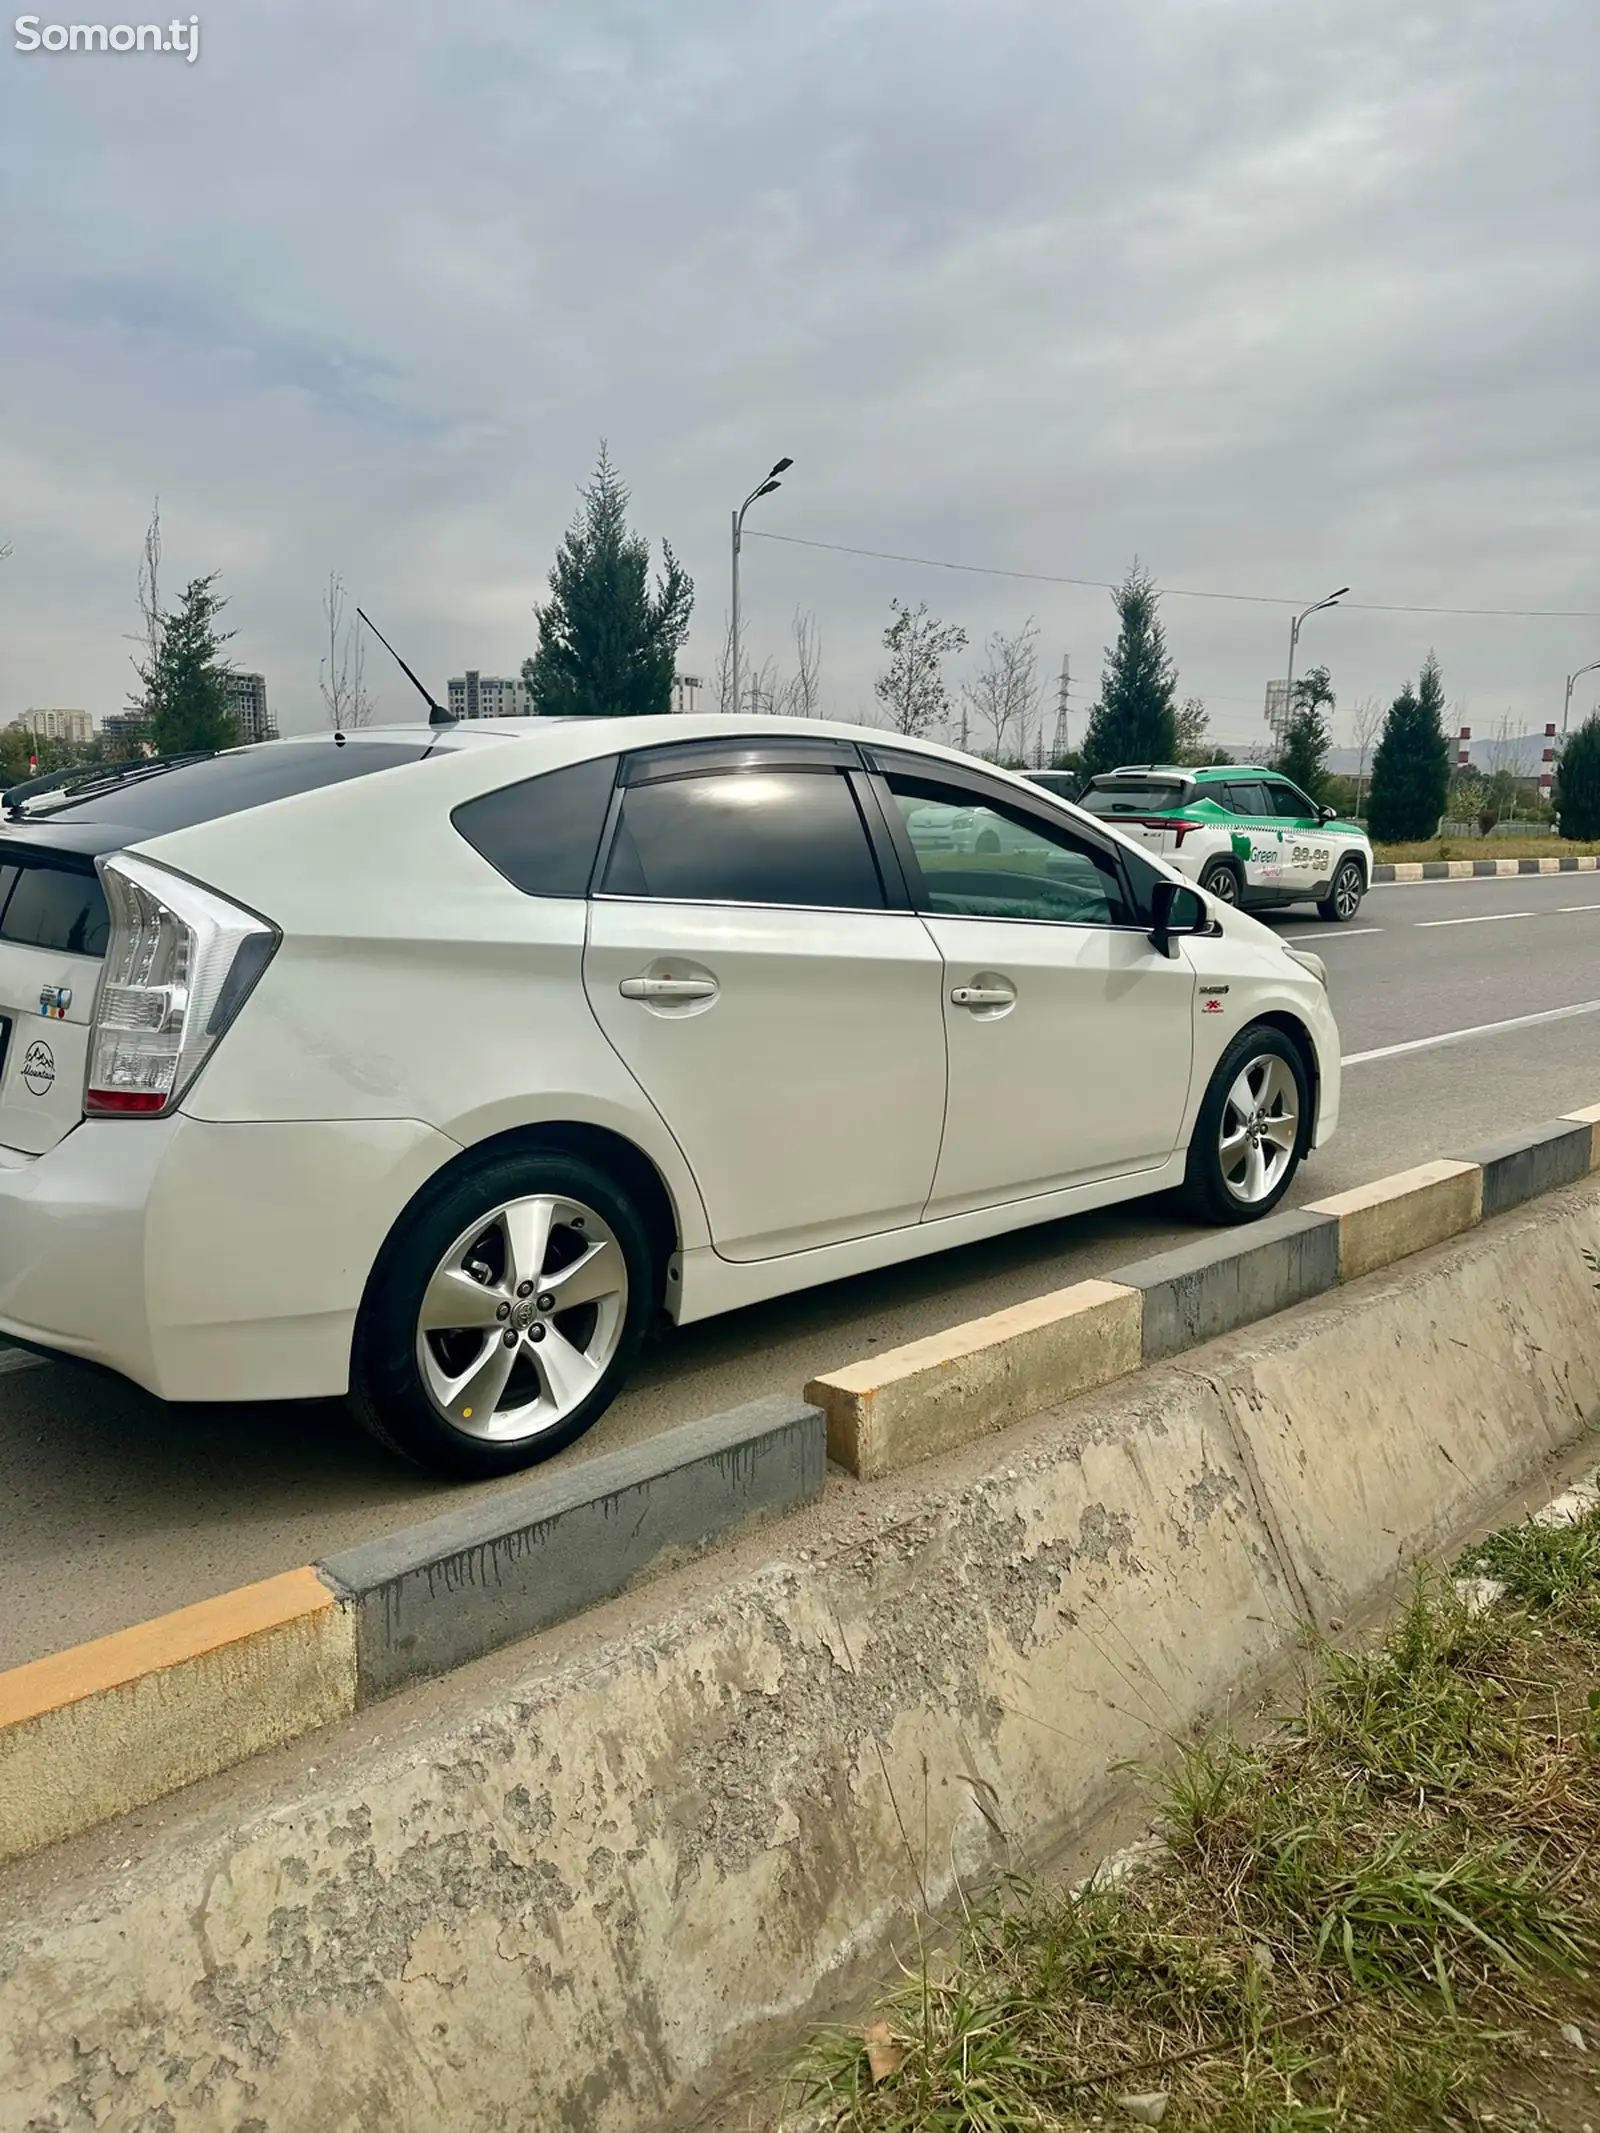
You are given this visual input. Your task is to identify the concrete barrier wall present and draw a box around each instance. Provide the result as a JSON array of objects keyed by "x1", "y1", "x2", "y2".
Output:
[{"x1": 4, "y1": 1180, "x2": 1598, "y2": 2133}]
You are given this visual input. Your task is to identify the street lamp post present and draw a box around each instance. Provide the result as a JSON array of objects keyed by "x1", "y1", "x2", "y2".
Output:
[
  {"x1": 1280, "y1": 586, "x2": 1350, "y2": 742},
  {"x1": 1562, "y1": 659, "x2": 1600, "y2": 737},
  {"x1": 730, "y1": 457, "x2": 792, "y2": 716}
]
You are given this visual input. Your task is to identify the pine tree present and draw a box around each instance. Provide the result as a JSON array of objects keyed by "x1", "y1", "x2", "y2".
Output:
[
  {"x1": 1276, "y1": 663, "x2": 1335, "y2": 803},
  {"x1": 1079, "y1": 564, "x2": 1179, "y2": 778},
  {"x1": 524, "y1": 445, "x2": 693, "y2": 718},
  {"x1": 1367, "y1": 653, "x2": 1450, "y2": 843},
  {"x1": 1554, "y1": 714, "x2": 1600, "y2": 841},
  {"x1": 131, "y1": 574, "x2": 239, "y2": 754}
]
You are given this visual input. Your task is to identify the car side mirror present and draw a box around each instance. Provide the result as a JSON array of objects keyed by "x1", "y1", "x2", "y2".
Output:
[
  {"x1": 1318, "y1": 805, "x2": 1338, "y2": 823},
  {"x1": 1149, "y1": 879, "x2": 1207, "y2": 957}
]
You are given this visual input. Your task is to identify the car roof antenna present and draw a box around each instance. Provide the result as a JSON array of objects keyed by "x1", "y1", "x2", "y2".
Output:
[{"x1": 356, "y1": 607, "x2": 455, "y2": 726}]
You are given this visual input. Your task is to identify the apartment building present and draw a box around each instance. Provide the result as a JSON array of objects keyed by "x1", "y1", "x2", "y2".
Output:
[{"x1": 448, "y1": 672, "x2": 533, "y2": 720}]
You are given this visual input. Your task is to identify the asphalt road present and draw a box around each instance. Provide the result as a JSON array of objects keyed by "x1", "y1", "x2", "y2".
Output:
[{"x1": 5, "y1": 868, "x2": 1600, "y2": 1671}]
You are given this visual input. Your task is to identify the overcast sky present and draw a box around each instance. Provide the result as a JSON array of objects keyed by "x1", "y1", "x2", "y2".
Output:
[{"x1": 2, "y1": 0, "x2": 1596, "y2": 751}]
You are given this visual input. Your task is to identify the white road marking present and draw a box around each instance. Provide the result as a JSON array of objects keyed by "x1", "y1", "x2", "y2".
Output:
[
  {"x1": 1558, "y1": 903, "x2": 1600, "y2": 913},
  {"x1": 0, "y1": 1348, "x2": 50, "y2": 1377},
  {"x1": 1343, "y1": 996, "x2": 1600, "y2": 1067},
  {"x1": 1289, "y1": 927, "x2": 1385, "y2": 942},
  {"x1": 1414, "y1": 911, "x2": 1533, "y2": 929}
]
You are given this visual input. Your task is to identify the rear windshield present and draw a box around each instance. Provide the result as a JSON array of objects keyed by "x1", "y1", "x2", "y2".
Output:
[
  {"x1": 6, "y1": 740, "x2": 442, "y2": 841},
  {"x1": 0, "y1": 860, "x2": 110, "y2": 957},
  {"x1": 1079, "y1": 778, "x2": 1194, "y2": 815}
]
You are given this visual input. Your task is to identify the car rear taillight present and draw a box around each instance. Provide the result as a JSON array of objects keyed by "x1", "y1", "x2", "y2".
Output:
[{"x1": 86, "y1": 855, "x2": 279, "y2": 1118}]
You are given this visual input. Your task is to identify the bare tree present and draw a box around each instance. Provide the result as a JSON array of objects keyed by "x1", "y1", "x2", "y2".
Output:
[
  {"x1": 0, "y1": 540, "x2": 12, "y2": 563},
  {"x1": 1350, "y1": 695, "x2": 1383, "y2": 816},
  {"x1": 134, "y1": 497, "x2": 162, "y2": 668},
  {"x1": 118, "y1": 498, "x2": 164, "y2": 728},
  {"x1": 876, "y1": 599, "x2": 968, "y2": 738},
  {"x1": 713, "y1": 612, "x2": 737, "y2": 715},
  {"x1": 1175, "y1": 695, "x2": 1211, "y2": 765},
  {"x1": 319, "y1": 571, "x2": 375, "y2": 730},
  {"x1": 1481, "y1": 711, "x2": 1530, "y2": 825},
  {"x1": 743, "y1": 655, "x2": 780, "y2": 716},
  {"x1": 776, "y1": 608, "x2": 822, "y2": 718},
  {"x1": 960, "y1": 618, "x2": 1039, "y2": 761}
]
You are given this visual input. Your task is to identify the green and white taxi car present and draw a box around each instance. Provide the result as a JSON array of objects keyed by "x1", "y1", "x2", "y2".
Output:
[{"x1": 1077, "y1": 765, "x2": 1373, "y2": 922}]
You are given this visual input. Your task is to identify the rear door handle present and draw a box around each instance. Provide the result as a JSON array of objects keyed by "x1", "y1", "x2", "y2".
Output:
[
  {"x1": 950, "y1": 984, "x2": 1015, "y2": 1008},
  {"x1": 619, "y1": 975, "x2": 719, "y2": 1002}
]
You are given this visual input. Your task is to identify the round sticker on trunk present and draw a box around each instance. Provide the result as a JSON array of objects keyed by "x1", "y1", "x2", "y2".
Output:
[{"x1": 21, "y1": 1040, "x2": 56, "y2": 1097}]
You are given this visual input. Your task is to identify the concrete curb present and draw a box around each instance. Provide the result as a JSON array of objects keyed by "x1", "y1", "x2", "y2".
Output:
[
  {"x1": 2, "y1": 1108, "x2": 1598, "y2": 1859},
  {"x1": 807, "y1": 1114, "x2": 1600, "y2": 1481},
  {"x1": 1454, "y1": 1119, "x2": 1597, "y2": 1221},
  {"x1": 1372, "y1": 852, "x2": 1599, "y2": 882},
  {"x1": 805, "y1": 1280, "x2": 1141, "y2": 1480},
  {"x1": 1111, "y1": 1207, "x2": 1340, "y2": 1361},
  {"x1": 0, "y1": 1570, "x2": 354, "y2": 1863},
  {"x1": 321, "y1": 1395, "x2": 826, "y2": 1699},
  {"x1": 1305, "y1": 1158, "x2": 1484, "y2": 1282}
]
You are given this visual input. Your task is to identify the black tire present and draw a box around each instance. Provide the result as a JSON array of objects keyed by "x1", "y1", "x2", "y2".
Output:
[
  {"x1": 1181, "y1": 1024, "x2": 1311, "y2": 1226},
  {"x1": 1316, "y1": 856, "x2": 1366, "y2": 923},
  {"x1": 349, "y1": 1146, "x2": 658, "y2": 1479},
  {"x1": 1199, "y1": 857, "x2": 1243, "y2": 906},
  {"x1": 975, "y1": 828, "x2": 1002, "y2": 854}
]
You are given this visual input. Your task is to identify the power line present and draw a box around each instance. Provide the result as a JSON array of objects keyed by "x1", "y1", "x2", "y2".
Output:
[{"x1": 744, "y1": 529, "x2": 1600, "y2": 621}]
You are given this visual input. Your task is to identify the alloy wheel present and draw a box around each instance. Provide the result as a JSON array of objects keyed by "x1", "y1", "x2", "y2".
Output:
[
  {"x1": 1217, "y1": 1053, "x2": 1299, "y2": 1205},
  {"x1": 415, "y1": 1194, "x2": 629, "y2": 1442},
  {"x1": 1333, "y1": 862, "x2": 1363, "y2": 919},
  {"x1": 1204, "y1": 866, "x2": 1239, "y2": 904}
]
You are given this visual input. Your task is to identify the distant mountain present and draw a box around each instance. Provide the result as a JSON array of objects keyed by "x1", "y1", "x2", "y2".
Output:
[{"x1": 1187, "y1": 734, "x2": 1554, "y2": 778}]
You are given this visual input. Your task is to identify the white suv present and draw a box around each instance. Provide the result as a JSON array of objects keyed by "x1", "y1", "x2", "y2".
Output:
[{"x1": 0, "y1": 718, "x2": 1341, "y2": 1477}]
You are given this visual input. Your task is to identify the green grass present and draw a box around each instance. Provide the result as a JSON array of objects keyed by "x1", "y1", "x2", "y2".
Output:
[
  {"x1": 777, "y1": 1487, "x2": 1600, "y2": 2132},
  {"x1": 1373, "y1": 835, "x2": 1600, "y2": 863}
]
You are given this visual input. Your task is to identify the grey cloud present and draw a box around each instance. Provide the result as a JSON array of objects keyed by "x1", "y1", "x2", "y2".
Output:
[{"x1": 0, "y1": 0, "x2": 1595, "y2": 742}]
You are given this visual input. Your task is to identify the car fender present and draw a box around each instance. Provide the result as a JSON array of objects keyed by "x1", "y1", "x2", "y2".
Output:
[
  {"x1": 1171, "y1": 825, "x2": 1236, "y2": 884},
  {"x1": 436, "y1": 1087, "x2": 712, "y2": 1257}
]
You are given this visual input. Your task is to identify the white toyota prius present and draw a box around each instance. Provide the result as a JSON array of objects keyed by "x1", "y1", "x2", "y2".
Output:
[{"x1": 0, "y1": 716, "x2": 1341, "y2": 1477}]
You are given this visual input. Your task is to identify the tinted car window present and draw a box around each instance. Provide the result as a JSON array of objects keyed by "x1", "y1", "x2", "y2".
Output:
[
  {"x1": 601, "y1": 768, "x2": 884, "y2": 909},
  {"x1": 886, "y1": 773, "x2": 1128, "y2": 925},
  {"x1": 453, "y1": 754, "x2": 619, "y2": 897},
  {"x1": 1266, "y1": 781, "x2": 1314, "y2": 820},
  {"x1": 1079, "y1": 779, "x2": 1194, "y2": 815},
  {"x1": 0, "y1": 863, "x2": 110, "y2": 956},
  {"x1": 1221, "y1": 781, "x2": 1273, "y2": 817},
  {"x1": 13, "y1": 741, "x2": 444, "y2": 841}
]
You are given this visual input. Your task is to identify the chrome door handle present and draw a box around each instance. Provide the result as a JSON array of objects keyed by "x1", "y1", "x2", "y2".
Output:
[
  {"x1": 619, "y1": 975, "x2": 719, "y2": 1002},
  {"x1": 950, "y1": 985, "x2": 1014, "y2": 1007}
]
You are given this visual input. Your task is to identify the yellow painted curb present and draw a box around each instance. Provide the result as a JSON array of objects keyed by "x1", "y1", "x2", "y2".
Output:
[
  {"x1": 1564, "y1": 1102, "x2": 1600, "y2": 1173},
  {"x1": 807, "y1": 1279, "x2": 1142, "y2": 1480},
  {"x1": 1306, "y1": 1158, "x2": 1484, "y2": 1283},
  {"x1": 0, "y1": 1568, "x2": 355, "y2": 1860}
]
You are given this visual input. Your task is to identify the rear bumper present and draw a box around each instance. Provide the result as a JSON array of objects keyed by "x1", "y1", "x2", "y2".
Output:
[{"x1": 0, "y1": 1114, "x2": 460, "y2": 1402}]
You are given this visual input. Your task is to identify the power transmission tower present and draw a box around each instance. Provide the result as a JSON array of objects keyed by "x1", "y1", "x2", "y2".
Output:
[{"x1": 1050, "y1": 654, "x2": 1071, "y2": 762}]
